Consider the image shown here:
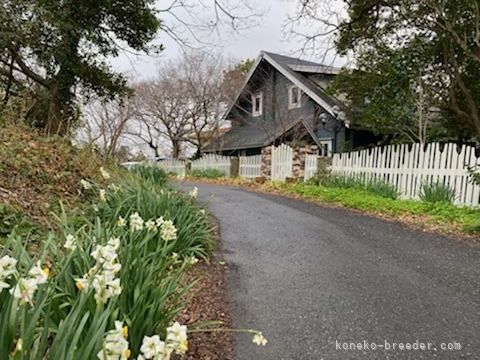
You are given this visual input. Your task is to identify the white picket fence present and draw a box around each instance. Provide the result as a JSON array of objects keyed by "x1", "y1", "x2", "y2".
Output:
[
  {"x1": 304, "y1": 154, "x2": 318, "y2": 181},
  {"x1": 191, "y1": 154, "x2": 231, "y2": 176},
  {"x1": 332, "y1": 143, "x2": 480, "y2": 206},
  {"x1": 271, "y1": 144, "x2": 293, "y2": 181},
  {"x1": 157, "y1": 159, "x2": 186, "y2": 175},
  {"x1": 239, "y1": 155, "x2": 262, "y2": 178}
]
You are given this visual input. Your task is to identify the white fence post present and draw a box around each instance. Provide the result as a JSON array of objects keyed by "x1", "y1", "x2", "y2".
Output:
[
  {"x1": 271, "y1": 144, "x2": 293, "y2": 181},
  {"x1": 156, "y1": 159, "x2": 187, "y2": 176},
  {"x1": 190, "y1": 154, "x2": 231, "y2": 176},
  {"x1": 304, "y1": 154, "x2": 319, "y2": 181},
  {"x1": 239, "y1": 155, "x2": 262, "y2": 178},
  {"x1": 331, "y1": 143, "x2": 480, "y2": 206}
]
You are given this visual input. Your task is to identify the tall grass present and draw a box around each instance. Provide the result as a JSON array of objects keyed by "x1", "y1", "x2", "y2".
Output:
[
  {"x1": 0, "y1": 166, "x2": 211, "y2": 358},
  {"x1": 419, "y1": 181, "x2": 455, "y2": 203},
  {"x1": 131, "y1": 165, "x2": 169, "y2": 186},
  {"x1": 309, "y1": 171, "x2": 399, "y2": 199},
  {"x1": 187, "y1": 168, "x2": 226, "y2": 179}
]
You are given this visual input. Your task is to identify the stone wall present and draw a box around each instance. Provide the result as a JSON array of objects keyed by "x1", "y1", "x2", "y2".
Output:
[
  {"x1": 292, "y1": 145, "x2": 318, "y2": 180},
  {"x1": 260, "y1": 146, "x2": 272, "y2": 178},
  {"x1": 260, "y1": 144, "x2": 318, "y2": 180}
]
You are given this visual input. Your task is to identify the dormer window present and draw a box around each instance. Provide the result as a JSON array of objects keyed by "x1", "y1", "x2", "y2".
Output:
[
  {"x1": 288, "y1": 85, "x2": 302, "y2": 109},
  {"x1": 252, "y1": 93, "x2": 263, "y2": 117}
]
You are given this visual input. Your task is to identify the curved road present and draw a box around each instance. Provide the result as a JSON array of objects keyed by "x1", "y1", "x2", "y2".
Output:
[{"x1": 181, "y1": 182, "x2": 480, "y2": 360}]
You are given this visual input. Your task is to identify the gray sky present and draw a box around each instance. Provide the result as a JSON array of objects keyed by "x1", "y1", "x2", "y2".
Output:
[{"x1": 110, "y1": 0, "x2": 343, "y2": 79}]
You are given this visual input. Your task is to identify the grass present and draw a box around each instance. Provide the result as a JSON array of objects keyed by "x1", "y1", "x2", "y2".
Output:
[
  {"x1": 283, "y1": 183, "x2": 480, "y2": 233},
  {"x1": 179, "y1": 176, "x2": 480, "y2": 235},
  {"x1": 130, "y1": 165, "x2": 169, "y2": 186},
  {"x1": 419, "y1": 181, "x2": 455, "y2": 204},
  {"x1": 187, "y1": 168, "x2": 226, "y2": 179}
]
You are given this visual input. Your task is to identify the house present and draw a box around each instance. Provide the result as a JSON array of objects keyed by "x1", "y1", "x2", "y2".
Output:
[{"x1": 204, "y1": 51, "x2": 379, "y2": 156}]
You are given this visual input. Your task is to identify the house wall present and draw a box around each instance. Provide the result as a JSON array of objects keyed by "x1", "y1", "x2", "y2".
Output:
[
  {"x1": 226, "y1": 59, "x2": 361, "y2": 154},
  {"x1": 230, "y1": 59, "x2": 317, "y2": 137}
]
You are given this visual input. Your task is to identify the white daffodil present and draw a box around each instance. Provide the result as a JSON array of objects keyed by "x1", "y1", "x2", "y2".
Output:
[
  {"x1": 0, "y1": 255, "x2": 17, "y2": 289},
  {"x1": 83, "y1": 239, "x2": 122, "y2": 304},
  {"x1": 117, "y1": 216, "x2": 126, "y2": 227},
  {"x1": 64, "y1": 234, "x2": 77, "y2": 251},
  {"x1": 166, "y1": 322, "x2": 188, "y2": 355},
  {"x1": 27, "y1": 262, "x2": 49, "y2": 285},
  {"x1": 75, "y1": 277, "x2": 89, "y2": 291},
  {"x1": 11, "y1": 277, "x2": 38, "y2": 305},
  {"x1": 100, "y1": 167, "x2": 111, "y2": 180},
  {"x1": 93, "y1": 275, "x2": 122, "y2": 304},
  {"x1": 130, "y1": 212, "x2": 144, "y2": 231},
  {"x1": 98, "y1": 322, "x2": 130, "y2": 360},
  {"x1": 107, "y1": 237, "x2": 121, "y2": 250},
  {"x1": 108, "y1": 183, "x2": 120, "y2": 193},
  {"x1": 140, "y1": 335, "x2": 168, "y2": 359},
  {"x1": 188, "y1": 257, "x2": 199, "y2": 265},
  {"x1": 80, "y1": 179, "x2": 93, "y2": 190},
  {"x1": 145, "y1": 220, "x2": 157, "y2": 232},
  {"x1": 160, "y1": 220, "x2": 177, "y2": 242},
  {"x1": 99, "y1": 189, "x2": 107, "y2": 202},
  {"x1": 252, "y1": 332, "x2": 268, "y2": 346},
  {"x1": 155, "y1": 216, "x2": 164, "y2": 227},
  {"x1": 189, "y1": 186, "x2": 198, "y2": 198},
  {"x1": 103, "y1": 261, "x2": 122, "y2": 275},
  {"x1": 91, "y1": 245, "x2": 118, "y2": 265}
]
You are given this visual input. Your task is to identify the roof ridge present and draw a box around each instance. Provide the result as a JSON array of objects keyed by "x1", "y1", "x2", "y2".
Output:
[{"x1": 261, "y1": 50, "x2": 335, "y2": 68}]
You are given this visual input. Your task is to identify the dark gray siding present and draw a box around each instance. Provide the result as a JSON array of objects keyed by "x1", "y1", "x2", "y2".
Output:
[{"x1": 229, "y1": 59, "x2": 316, "y2": 135}]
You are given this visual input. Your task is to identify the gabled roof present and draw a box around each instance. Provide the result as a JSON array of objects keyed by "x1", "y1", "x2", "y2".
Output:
[
  {"x1": 223, "y1": 51, "x2": 341, "y2": 120},
  {"x1": 205, "y1": 51, "x2": 343, "y2": 152}
]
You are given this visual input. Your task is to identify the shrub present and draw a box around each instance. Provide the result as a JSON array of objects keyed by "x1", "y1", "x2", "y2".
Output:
[
  {"x1": 308, "y1": 159, "x2": 332, "y2": 186},
  {"x1": 419, "y1": 181, "x2": 455, "y2": 203},
  {"x1": 187, "y1": 168, "x2": 226, "y2": 178}
]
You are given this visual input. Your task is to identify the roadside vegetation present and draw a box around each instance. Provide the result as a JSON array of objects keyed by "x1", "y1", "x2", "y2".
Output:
[
  {"x1": 0, "y1": 124, "x2": 265, "y2": 358},
  {"x1": 180, "y1": 175, "x2": 480, "y2": 236},
  {"x1": 187, "y1": 169, "x2": 226, "y2": 179}
]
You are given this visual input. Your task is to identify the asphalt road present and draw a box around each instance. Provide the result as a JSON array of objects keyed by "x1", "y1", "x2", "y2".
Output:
[{"x1": 179, "y1": 182, "x2": 480, "y2": 360}]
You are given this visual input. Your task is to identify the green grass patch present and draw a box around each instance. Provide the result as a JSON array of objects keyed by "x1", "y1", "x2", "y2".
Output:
[
  {"x1": 187, "y1": 168, "x2": 226, "y2": 179},
  {"x1": 284, "y1": 183, "x2": 480, "y2": 233}
]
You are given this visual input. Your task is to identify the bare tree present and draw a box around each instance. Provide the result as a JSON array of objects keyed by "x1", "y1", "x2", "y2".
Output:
[
  {"x1": 82, "y1": 98, "x2": 135, "y2": 157},
  {"x1": 179, "y1": 51, "x2": 226, "y2": 157},
  {"x1": 133, "y1": 76, "x2": 192, "y2": 158}
]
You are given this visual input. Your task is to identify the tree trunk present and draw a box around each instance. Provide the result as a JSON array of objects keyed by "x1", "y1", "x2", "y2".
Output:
[{"x1": 172, "y1": 140, "x2": 181, "y2": 159}]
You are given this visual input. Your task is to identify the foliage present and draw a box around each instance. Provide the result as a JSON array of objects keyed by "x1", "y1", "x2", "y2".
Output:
[
  {"x1": 187, "y1": 169, "x2": 226, "y2": 179},
  {"x1": 0, "y1": 166, "x2": 212, "y2": 358},
  {"x1": 221, "y1": 58, "x2": 255, "y2": 104},
  {"x1": 309, "y1": 171, "x2": 399, "y2": 199},
  {"x1": 329, "y1": 41, "x2": 451, "y2": 143},
  {"x1": 131, "y1": 165, "x2": 169, "y2": 187},
  {"x1": 0, "y1": 0, "x2": 160, "y2": 134},
  {"x1": 285, "y1": 183, "x2": 480, "y2": 233},
  {"x1": 468, "y1": 165, "x2": 480, "y2": 187},
  {"x1": 330, "y1": 1, "x2": 480, "y2": 141},
  {"x1": 419, "y1": 181, "x2": 455, "y2": 204}
]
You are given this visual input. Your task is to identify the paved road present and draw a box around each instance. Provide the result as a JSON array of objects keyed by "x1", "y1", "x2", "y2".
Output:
[{"x1": 180, "y1": 182, "x2": 480, "y2": 360}]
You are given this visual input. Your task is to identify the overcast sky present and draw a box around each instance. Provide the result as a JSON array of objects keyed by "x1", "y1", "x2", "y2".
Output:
[{"x1": 110, "y1": 0, "x2": 344, "y2": 79}]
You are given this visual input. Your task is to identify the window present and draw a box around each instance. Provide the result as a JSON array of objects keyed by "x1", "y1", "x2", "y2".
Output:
[
  {"x1": 252, "y1": 93, "x2": 263, "y2": 117},
  {"x1": 288, "y1": 85, "x2": 302, "y2": 109},
  {"x1": 319, "y1": 140, "x2": 333, "y2": 157}
]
